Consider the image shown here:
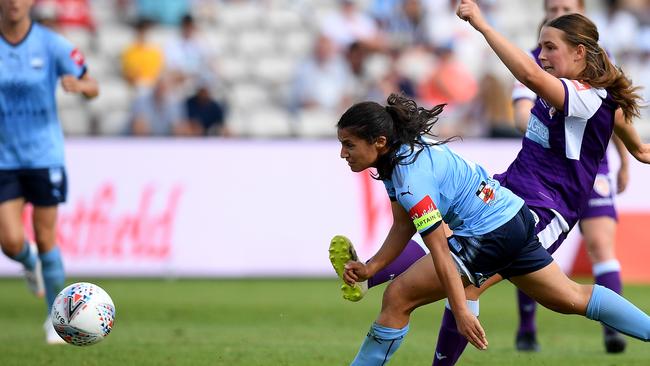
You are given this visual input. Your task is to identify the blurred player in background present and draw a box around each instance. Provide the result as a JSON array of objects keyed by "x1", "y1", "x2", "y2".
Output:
[
  {"x1": 510, "y1": 0, "x2": 629, "y2": 353},
  {"x1": 0, "y1": 0, "x2": 98, "y2": 344},
  {"x1": 334, "y1": 93, "x2": 650, "y2": 366}
]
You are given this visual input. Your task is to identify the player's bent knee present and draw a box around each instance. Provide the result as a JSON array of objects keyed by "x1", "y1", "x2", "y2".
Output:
[{"x1": 0, "y1": 236, "x2": 26, "y2": 257}]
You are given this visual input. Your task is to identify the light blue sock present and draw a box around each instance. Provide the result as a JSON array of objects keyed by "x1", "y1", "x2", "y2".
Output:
[
  {"x1": 586, "y1": 284, "x2": 650, "y2": 341},
  {"x1": 8, "y1": 241, "x2": 36, "y2": 271},
  {"x1": 39, "y1": 247, "x2": 65, "y2": 314},
  {"x1": 351, "y1": 323, "x2": 409, "y2": 366}
]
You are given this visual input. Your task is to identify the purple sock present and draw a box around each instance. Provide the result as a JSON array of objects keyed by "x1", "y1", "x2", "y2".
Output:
[
  {"x1": 517, "y1": 289, "x2": 537, "y2": 335},
  {"x1": 368, "y1": 240, "x2": 426, "y2": 288},
  {"x1": 594, "y1": 261, "x2": 622, "y2": 336},
  {"x1": 432, "y1": 306, "x2": 470, "y2": 366}
]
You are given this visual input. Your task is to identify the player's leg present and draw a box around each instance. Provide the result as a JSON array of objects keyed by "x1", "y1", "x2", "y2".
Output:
[
  {"x1": 25, "y1": 168, "x2": 67, "y2": 344},
  {"x1": 513, "y1": 207, "x2": 569, "y2": 352},
  {"x1": 329, "y1": 235, "x2": 426, "y2": 301},
  {"x1": 0, "y1": 190, "x2": 44, "y2": 297},
  {"x1": 510, "y1": 261, "x2": 650, "y2": 342},
  {"x1": 581, "y1": 215, "x2": 627, "y2": 353},
  {"x1": 351, "y1": 253, "x2": 448, "y2": 365}
]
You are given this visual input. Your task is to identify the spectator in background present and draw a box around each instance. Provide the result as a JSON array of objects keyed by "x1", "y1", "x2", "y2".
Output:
[
  {"x1": 135, "y1": 0, "x2": 189, "y2": 26},
  {"x1": 120, "y1": 18, "x2": 164, "y2": 91},
  {"x1": 590, "y1": 0, "x2": 639, "y2": 61},
  {"x1": 185, "y1": 82, "x2": 230, "y2": 137},
  {"x1": 462, "y1": 73, "x2": 520, "y2": 138},
  {"x1": 383, "y1": 0, "x2": 433, "y2": 49},
  {"x1": 34, "y1": 0, "x2": 97, "y2": 51},
  {"x1": 320, "y1": 0, "x2": 386, "y2": 52},
  {"x1": 290, "y1": 34, "x2": 354, "y2": 113},
  {"x1": 164, "y1": 14, "x2": 218, "y2": 93},
  {"x1": 417, "y1": 42, "x2": 477, "y2": 110},
  {"x1": 127, "y1": 76, "x2": 191, "y2": 136}
]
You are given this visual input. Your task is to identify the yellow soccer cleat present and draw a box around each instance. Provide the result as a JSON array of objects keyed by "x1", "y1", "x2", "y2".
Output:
[{"x1": 329, "y1": 235, "x2": 367, "y2": 302}]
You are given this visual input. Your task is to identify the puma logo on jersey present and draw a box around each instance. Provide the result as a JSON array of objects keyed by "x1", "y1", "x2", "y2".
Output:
[{"x1": 399, "y1": 186, "x2": 413, "y2": 197}]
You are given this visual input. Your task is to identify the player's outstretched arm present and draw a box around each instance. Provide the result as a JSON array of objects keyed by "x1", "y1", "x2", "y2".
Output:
[
  {"x1": 457, "y1": 0, "x2": 565, "y2": 111},
  {"x1": 614, "y1": 108, "x2": 650, "y2": 164}
]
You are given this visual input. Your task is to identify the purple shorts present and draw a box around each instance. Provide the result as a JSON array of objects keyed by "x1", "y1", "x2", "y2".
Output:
[{"x1": 580, "y1": 173, "x2": 617, "y2": 221}]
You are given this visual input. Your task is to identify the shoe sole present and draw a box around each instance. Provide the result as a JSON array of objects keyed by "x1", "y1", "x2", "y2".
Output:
[{"x1": 328, "y1": 235, "x2": 364, "y2": 302}]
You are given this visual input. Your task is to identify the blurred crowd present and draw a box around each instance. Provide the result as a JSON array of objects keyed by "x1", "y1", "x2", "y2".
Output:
[{"x1": 32, "y1": 0, "x2": 650, "y2": 139}]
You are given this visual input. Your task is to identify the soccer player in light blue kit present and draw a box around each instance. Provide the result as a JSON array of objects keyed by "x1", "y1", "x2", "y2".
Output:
[
  {"x1": 335, "y1": 92, "x2": 650, "y2": 365},
  {"x1": 0, "y1": 0, "x2": 98, "y2": 344}
]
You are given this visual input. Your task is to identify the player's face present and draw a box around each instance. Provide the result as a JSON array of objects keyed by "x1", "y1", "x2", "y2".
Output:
[
  {"x1": 538, "y1": 26, "x2": 582, "y2": 79},
  {"x1": 545, "y1": 0, "x2": 583, "y2": 20},
  {"x1": 0, "y1": 0, "x2": 34, "y2": 23},
  {"x1": 338, "y1": 128, "x2": 385, "y2": 173}
]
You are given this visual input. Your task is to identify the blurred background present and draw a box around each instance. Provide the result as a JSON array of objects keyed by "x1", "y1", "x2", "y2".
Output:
[
  {"x1": 31, "y1": 0, "x2": 650, "y2": 139},
  {"x1": 0, "y1": 0, "x2": 649, "y2": 281}
]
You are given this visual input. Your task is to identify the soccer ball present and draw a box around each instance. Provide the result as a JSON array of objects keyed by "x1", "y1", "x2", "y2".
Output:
[{"x1": 50, "y1": 282, "x2": 116, "y2": 346}]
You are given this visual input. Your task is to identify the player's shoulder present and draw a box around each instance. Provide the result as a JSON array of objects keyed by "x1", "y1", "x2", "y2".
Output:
[
  {"x1": 561, "y1": 78, "x2": 607, "y2": 99},
  {"x1": 32, "y1": 23, "x2": 72, "y2": 47}
]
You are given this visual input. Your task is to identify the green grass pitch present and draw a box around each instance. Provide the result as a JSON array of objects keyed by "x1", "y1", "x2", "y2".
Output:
[{"x1": 0, "y1": 278, "x2": 649, "y2": 365}]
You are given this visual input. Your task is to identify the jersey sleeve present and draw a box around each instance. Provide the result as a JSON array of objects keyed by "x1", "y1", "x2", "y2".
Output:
[
  {"x1": 383, "y1": 179, "x2": 397, "y2": 201},
  {"x1": 49, "y1": 32, "x2": 87, "y2": 79},
  {"x1": 395, "y1": 166, "x2": 443, "y2": 237},
  {"x1": 560, "y1": 78, "x2": 607, "y2": 120}
]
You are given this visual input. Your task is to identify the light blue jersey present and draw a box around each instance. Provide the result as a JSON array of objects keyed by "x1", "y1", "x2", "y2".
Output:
[
  {"x1": 0, "y1": 22, "x2": 86, "y2": 169},
  {"x1": 383, "y1": 142, "x2": 524, "y2": 237}
]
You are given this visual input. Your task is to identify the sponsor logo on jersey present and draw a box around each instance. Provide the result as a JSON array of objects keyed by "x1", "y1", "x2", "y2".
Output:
[
  {"x1": 70, "y1": 48, "x2": 85, "y2": 66},
  {"x1": 408, "y1": 195, "x2": 442, "y2": 232},
  {"x1": 525, "y1": 114, "x2": 550, "y2": 148}
]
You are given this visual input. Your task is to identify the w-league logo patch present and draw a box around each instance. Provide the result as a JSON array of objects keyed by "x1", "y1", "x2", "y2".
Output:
[{"x1": 70, "y1": 48, "x2": 85, "y2": 66}]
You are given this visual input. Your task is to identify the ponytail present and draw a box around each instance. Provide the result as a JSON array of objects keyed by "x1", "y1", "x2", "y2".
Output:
[
  {"x1": 337, "y1": 93, "x2": 454, "y2": 180},
  {"x1": 378, "y1": 94, "x2": 453, "y2": 180}
]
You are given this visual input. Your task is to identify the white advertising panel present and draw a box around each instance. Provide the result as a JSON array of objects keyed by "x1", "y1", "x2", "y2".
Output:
[{"x1": 0, "y1": 139, "x2": 647, "y2": 277}]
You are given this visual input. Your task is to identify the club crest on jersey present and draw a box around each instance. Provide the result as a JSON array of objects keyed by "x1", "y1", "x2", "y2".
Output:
[
  {"x1": 476, "y1": 181, "x2": 495, "y2": 204},
  {"x1": 70, "y1": 48, "x2": 85, "y2": 66},
  {"x1": 408, "y1": 195, "x2": 442, "y2": 232}
]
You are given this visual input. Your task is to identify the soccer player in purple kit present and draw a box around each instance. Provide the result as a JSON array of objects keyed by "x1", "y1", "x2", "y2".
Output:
[
  {"x1": 510, "y1": 0, "x2": 630, "y2": 353},
  {"x1": 329, "y1": 0, "x2": 650, "y2": 364},
  {"x1": 0, "y1": 0, "x2": 98, "y2": 344}
]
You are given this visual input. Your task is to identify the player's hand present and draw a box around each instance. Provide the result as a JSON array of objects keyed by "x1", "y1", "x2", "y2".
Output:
[
  {"x1": 617, "y1": 164, "x2": 629, "y2": 193},
  {"x1": 455, "y1": 310, "x2": 488, "y2": 350},
  {"x1": 61, "y1": 75, "x2": 82, "y2": 93},
  {"x1": 343, "y1": 261, "x2": 370, "y2": 285},
  {"x1": 457, "y1": 0, "x2": 489, "y2": 32}
]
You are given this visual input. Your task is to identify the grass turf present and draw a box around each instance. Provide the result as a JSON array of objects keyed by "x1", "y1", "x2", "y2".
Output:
[{"x1": 0, "y1": 278, "x2": 649, "y2": 365}]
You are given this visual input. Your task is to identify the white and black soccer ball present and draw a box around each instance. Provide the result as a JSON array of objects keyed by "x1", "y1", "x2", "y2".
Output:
[{"x1": 50, "y1": 282, "x2": 115, "y2": 346}]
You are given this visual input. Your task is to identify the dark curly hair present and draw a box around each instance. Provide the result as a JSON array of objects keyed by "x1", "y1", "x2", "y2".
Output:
[{"x1": 337, "y1": 93, "x2": 455, "y2": 180}]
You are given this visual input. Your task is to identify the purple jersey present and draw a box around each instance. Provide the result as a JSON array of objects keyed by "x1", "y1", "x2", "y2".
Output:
[
  {"x1": 496, "y1": 78, "x2": 617, "y2": 230},
  {"x1": 512, "y1": 46, "x2": 611, "y2": 175}
]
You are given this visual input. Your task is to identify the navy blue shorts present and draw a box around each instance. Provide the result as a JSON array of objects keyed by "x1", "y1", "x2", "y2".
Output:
[
  {"x1": 447, "y1": 204, "x2": 553, "y2": 285},
  {"x1": 0, "y1": 168, "x2": 67, "y2": 206}
]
